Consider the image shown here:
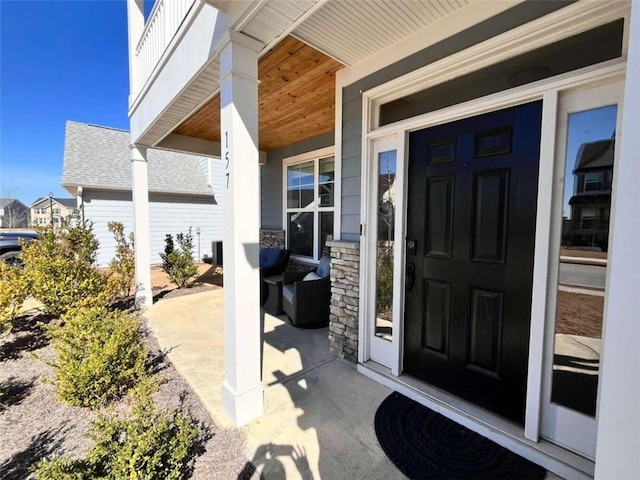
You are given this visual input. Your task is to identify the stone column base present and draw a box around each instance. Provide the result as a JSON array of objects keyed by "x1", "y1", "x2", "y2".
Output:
[{"x1": 326, "y1": 240, "x2": 360, "y2": 363}]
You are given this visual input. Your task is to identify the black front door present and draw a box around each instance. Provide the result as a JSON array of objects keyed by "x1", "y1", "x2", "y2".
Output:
[{"x1": 404, "y1": 101, "x2": 542, "y2": 424}]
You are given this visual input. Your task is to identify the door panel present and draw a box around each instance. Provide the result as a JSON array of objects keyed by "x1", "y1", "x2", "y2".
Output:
[
  {"x1": 426, "y1": 176, "x2": 454, "y2": 258},
  {"x1": 404, "y1": 101, "x2": 543, "y2": 424},
  {"x1": 423, "y1": 279, "x2": 450, "y2": 356}
]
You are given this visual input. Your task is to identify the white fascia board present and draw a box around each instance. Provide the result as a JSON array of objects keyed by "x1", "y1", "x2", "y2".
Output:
[
  {"x1": 339, "y1": 0, "x2": 524, "y2": 88},
  {"x1": 61, "y1": 184, "x2": 79, "y2": 198},
  {"x1": 201, "y1": 0, "x2": 258, "y2": 24},
  {"x1": 129, "y1": 3, "x2": 226, "y2": 144}
]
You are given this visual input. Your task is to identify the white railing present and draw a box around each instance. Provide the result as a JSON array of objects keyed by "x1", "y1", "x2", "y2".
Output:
[{"x1": 135, "y1": 0, "x2": 196, "y2": 90}]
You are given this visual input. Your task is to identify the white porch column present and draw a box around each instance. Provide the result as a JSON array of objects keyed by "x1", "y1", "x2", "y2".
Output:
[
  {"x1": 219, "y1": 30, "x2": 264, "y2": 426},
  {"x1": 131, "y1": 145, "x2": 153, "y2": 310},
  {"x1": 594, "y1": 3, "x2": 640, "y2": 478}
]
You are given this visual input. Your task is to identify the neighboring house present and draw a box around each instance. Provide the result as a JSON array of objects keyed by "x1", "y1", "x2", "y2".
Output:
[
  {"x1": 0, "y1": 198, "x2": 29, "y2": 228},
  {"x1": 125, "y1": 1, "x2": 639, "y2": 478},
  {"x1": 567, "y1": 138, "x2": 614, "y2": 251},
  {"x1": 30, "y1": 197, "x2": 77, "y2": 228},
  {"x1": 62, "y1": 121, "x2": 223, "y2": 267}
]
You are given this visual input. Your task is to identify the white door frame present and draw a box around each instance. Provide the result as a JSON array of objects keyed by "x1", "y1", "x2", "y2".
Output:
[
  {"x1": 358, "y1": 54, "x2": 626, "y2": 461},
  {"x1": 361, "y1": 133, "x2": 407, "y2": 372},
  {"x1": 539, "y1": 79, "x2": 624, "y2": 460},
  {"x1": 353, "y1": 2, "x2": 631, "y2": 475}
]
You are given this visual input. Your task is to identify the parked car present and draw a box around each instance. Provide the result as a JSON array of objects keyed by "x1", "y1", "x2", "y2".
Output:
[{"x1": 0, "y1": 231, "x2": 38, "y2": 266}]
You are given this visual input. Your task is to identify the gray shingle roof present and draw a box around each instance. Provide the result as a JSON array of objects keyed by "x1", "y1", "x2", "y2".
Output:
[
  {"x1": 0, "y1": 198, "x2": 15, "y2": 209},
  {"x1": 62, "y1": 121, "x2": 213, "y2": 196},
  {"x1": 31, "y1": 197, "x2": 76, "y2": 208}
]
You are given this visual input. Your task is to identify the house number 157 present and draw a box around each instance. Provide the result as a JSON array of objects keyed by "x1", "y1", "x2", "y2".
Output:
[{"x1": 224, "y1": 131, "x2": 230, "y2": 189}]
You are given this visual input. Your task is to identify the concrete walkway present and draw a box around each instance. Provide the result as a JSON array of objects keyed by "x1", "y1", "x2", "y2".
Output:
[{"x1": 144, "y1": 289, "x2": 404, "y2": 479}]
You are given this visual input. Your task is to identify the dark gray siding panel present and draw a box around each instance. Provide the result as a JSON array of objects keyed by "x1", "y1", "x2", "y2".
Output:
[
  {"x1": 342, "y1": 176, "x2": 361, "y2": 193},
  {"x1": 261, "y1": 157, "x2": 282, "y2": 230},
  {"x1": 339, "y1": 1, "x2": 572, "y2": 240},
  {"x1": 342, "y1": 149, "x2": 362, "y2": 177},
  {"x1": 261, "y1": 132, "x2": 334, "y2": 230},
  {"x1": 342, "y1": 136, "x2": 362, "y2": 159}
]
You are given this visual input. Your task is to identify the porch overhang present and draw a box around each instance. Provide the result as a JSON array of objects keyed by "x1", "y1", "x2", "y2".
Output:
[{"x1": 128, "y1": 0, "x2": 514, "y2": 150}]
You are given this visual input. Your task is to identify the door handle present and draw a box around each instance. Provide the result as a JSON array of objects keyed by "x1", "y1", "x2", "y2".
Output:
[
  {"x1": 407, "y1": 239, "x2": 417, "y2": 256},
  {"x1": 405, "y1": 261, "x2": 416, "y2": 295}
]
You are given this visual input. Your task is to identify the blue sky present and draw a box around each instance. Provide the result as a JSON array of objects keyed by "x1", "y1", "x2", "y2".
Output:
[{"x1": 1, "y1": 0, "x2": 131, "y2": 206}]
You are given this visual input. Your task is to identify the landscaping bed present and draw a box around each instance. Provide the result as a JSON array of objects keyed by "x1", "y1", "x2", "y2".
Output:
[
  {"x1": 0, "y1": 309, "x2": 250, "y2": 480},
  {"x1": 151, "y1": 264, "x2": 223, "y2": 300}
]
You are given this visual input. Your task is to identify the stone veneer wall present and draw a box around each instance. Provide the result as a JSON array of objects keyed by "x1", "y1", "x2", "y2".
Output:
[
  {"x1": 260, "y1": 229, "x2": 285, "y2": 248},
  {"x1": 326, "y1": 240, "x2": 360, "y2": 362}
]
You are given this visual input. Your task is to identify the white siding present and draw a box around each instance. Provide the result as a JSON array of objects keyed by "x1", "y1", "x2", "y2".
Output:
[
  {"x1": 83, "y1": 191, "x2": 135, "y2": 267},
  {"x1": 82, "y1": 189, "x2": 223, "y2": 267},
  {"x1": 197, "y1": 156, "x2": 212, "y2": 186},
  {"x1": 148, "y1": 193, "x2": 220, "y2": 265},
  {"x1": 210, "y1": 157, "x2": 224, "y2": 214}
]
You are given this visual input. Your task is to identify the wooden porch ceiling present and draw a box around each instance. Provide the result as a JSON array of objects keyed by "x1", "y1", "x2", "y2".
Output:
[{"x1": 172, "y1": 36, "x2": 344, "y2": 152}]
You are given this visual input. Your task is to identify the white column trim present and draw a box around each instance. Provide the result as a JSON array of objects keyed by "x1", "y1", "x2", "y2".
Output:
[
  {"x1": 594, "y1": 1, "x2": 640, "y2": 477},
  {"x1": 130, "y1": 145, "x2": 153, "y2": 309},
  {"x1": 214, "y1": 29, "x2": 263, "y2": 58},
  {"x1": 333, "y1": 69, "x2": 343, "y2": 241}
]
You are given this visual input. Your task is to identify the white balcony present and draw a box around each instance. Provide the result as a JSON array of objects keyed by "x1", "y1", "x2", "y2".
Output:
[{"x1": 134, "y1": 0, "x2": 196, "y2": 94}]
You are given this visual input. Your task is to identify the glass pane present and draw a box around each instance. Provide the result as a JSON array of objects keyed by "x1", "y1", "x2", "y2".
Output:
[
  {"x1": 319, "y1": 156, "x2": 335, "y2": 207},
  {"x1": 288, "y1": 212, "x2": 314, "y2": 258},
  {"x1": 287, "y1": 161, "x2": 315, "y2": 209},
  {"x1": 319, "y1": 183, "x2": 334, "y2": 207},
  {"x1": 319, "y1": 156, "x2": 335, "y2": 182},
  {"x1": 551, "y1": 104, "x2": 616, "y2": 416},
  {"x1": 375, "y1": 150, "x2": 397, "y2": 340},
  {"x1": 287, "y1": 189, "x2": 300, "y2": 209},
  {"x1": 319, "y1": 212, "x2": 334, "y2": 258},
  {"x1": 379, "y1": 20, "x2": 623, "y2": 126}
]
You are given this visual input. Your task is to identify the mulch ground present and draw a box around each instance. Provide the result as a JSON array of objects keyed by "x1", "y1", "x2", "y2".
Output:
[
  {"x1": 0, "y1": 308, "x2": 253, "y2": 480},
  {"x1": 555, "y1": 290, "x2": 604, "y2": 339}
]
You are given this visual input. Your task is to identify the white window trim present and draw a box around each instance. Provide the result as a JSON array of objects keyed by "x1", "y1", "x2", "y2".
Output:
[{"x1": 282, "y1": 146, "x2": 337, "y2": 263}]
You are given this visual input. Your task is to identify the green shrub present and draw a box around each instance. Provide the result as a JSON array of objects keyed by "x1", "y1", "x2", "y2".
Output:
[
  {"x1": 161, "y1": 233, "x2": 174, "y2": 272},
  {"x1": 34, "y1": 456, "x2": 90, "y2": 480},
  {"x1": 0, "y1": 262, "x2": 31, "y2": 334},
  {"x1": 21, "y1": 220, "x2": 109, "y2": 316},
  {"x1": 375, "y1": 244, "x2": 394, "y2": 320},
  {"x1": 35, "y1": 381, "x2": 202, "y2": 480},
  {"x1": 44, "y1": 305, "x2": 148, "y2": 409},
  {"x1": 107, "y1": 221, "x2": 135, "y2": 299},
  {"x1": 159, "y1": 230, "x2": 198, "y2": 288}
]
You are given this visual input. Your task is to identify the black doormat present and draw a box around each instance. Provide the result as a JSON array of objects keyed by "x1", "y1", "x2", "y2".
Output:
[{"x1": 374, "y1": 392, "x2": 546, "y2": 480}]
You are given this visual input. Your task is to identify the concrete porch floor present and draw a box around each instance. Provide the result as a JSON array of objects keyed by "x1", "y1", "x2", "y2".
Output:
[{"x1": 143, "y1": 289, "x2": 404, "y2": 479}]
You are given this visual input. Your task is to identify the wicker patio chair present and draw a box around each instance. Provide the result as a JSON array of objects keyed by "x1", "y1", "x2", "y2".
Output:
[
  {"x1": 282, "y1": 255, "x2": 331, "y2": 328},
  {"x1": 260, "y1": 248, "x2": 290, "y2": 305}
]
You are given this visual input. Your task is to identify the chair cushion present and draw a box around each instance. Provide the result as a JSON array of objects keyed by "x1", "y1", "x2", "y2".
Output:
[
  {"x1": 316, "y1": 255, "x2": 331, "y2": 278},
  {"x1": 282, "y1": 284, "x2": 295, "y2": 303},
  {"x1": 260, "y1": 248, "x2": 285, "y2": 268},
  {"x1": 303, "y1": 272, "x2": 321, "y2": 281}
]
